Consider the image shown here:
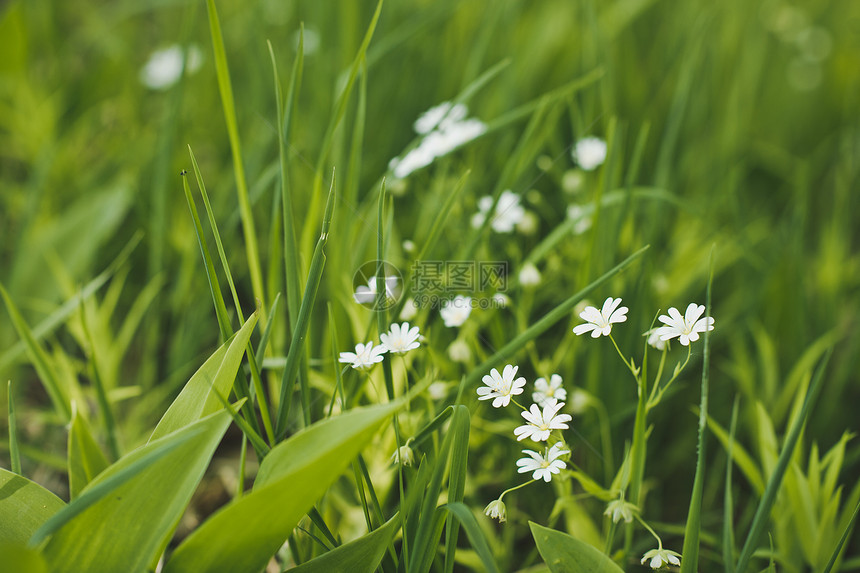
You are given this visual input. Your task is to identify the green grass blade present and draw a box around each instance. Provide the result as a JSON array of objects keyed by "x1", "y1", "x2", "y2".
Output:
[
  {"x1": 0, "y1": 283, "x2": 71, "y2": 422},
  {"x1": 734, "y1": 348, "x2": 833, "y2": 573},
  {"x1": 165, "y1": 401, "x2": 404, "y2": 573},
  {"x1": 724, "y1": 396, "x2": 740, "y2": 573},
  {"x1": 205, "y1": 0, "x2": 265, "y2": 317},
  {"x1": 530, "y1": 521, "x2": 624, "y2": 573},
  {"x1": 443, "y1": 408, "x2": 470, "y2": 573},
  {"x1": 7, "y1": 380, "x2": 21, "y2": 474},
  {"x1": 256, "y1": 292, "x2": 281, "y2": 361},
  {"x1": 275, "y1": 172, "x2": 336, "y2": 437},
  {"x1": 0, "y1": 468, "x2": 65, "y2": 545},
  {"x1": 822, "y1": 499, "x2": 860, "y2": 573},
  {"x1": 443, "y1": 503, "x2": 500, "y2": 573},
  {"x1": 462, "y1": 245, "x2": 649, "y2": 391},
  {"x1": 78, "y1": 299, "x2": 119, "y2": 460},
  {"x1": 67, "y1": 403, "x2": 110, "y2": 500},
  {"x1": 680, "y1": 251, "x2": 715, "y2": 573},
  {"x1": 288, "y1": 513, "x2": 400, "y2": 573}
]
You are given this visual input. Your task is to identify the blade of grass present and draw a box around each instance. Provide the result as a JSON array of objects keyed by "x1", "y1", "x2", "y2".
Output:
[
  {"x1": 205, "y1": 0, "x2": 265, "y2": 319},
  {"x1": 734, "y1": 347, "x2": 833, "y2": 573},
  {"x1": 0, "y1": 283, "x2": 71, "y2": 422},
  {"x1": 255, "y1": 292, "x2": 281, "y2": 361},
  {"x1": 822, "y1": 499, "x2": 860, "y2": 573},
  {"x1": 680, "y1": 249, "x2": 715, "y2": 573},
  {"x1": 79, "y1": 298, "x2": 119, "y2": 460},
  {"x1": 7, "y1": 380, "x2": 21, "y2": 474},
  {"x1": 443, "y1": 407, "x2": 470, "y2": 573},
  {"x1": 275, "y1": 170, "x2": 337, "y2": 438},
  {"x1": 444, "y1": 503, "x2": 500, "y2": 573},
  {"x1": 462, "y1": 245, "x2": 649, "y2": 391},
  {"x1": 724, "y1": 396, "x2": 740, "y2": 573}
]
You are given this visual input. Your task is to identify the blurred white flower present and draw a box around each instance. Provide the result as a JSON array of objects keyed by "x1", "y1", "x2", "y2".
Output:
[
  {"x1": 518, "y1": 262, "x2": 541, "y2": 287},
  {"x1": 440, "y1": 295, "x2": 472, "y2": 327},
  {"x1": 471, "y1": 190, "x2": 526, "y2": 233},
  {"x1": 338, "y1": 342, "x2": 386, "y2": 370},
  {"x1": 516, "y1": 442, "x2": 569, "y2": 482},
  {"x1": 514, "y1": 400, "x2": 572, "y2": 442},
  {"x1": 391, "y1": 444, "x2": 415, "y2": 467},
  {"x1": 533, "y1": 374, "x2": 567, "y2": 407},
  {"x1": 353, "y1": 276, "x2": 399, "y2": 305},
  {"x1": 492, "y1": 293, "x2": 511, "y2": 308},
  {"x1": 573, "y1": 137, "x2": 607, "y2": 171},
  {"x1": 291, "y1": 27, "x2": 320, "y2": 55},
  {"x1": 573, "y1": 297, "x2": 629, "y2": 338},
  {"x1": 447, "y1": 339, "x2": 471, "y2": 363},
  {"x1": 516, "y1": 210, "x2": 539, "y2": 235},
  {"x1": 604, "y1": 499, "x2": 638, "y2": 524},
  {"x1": 140, "y1": 44, "x2": 203, "y2": 91},
  {"x1": 414, "y1": 101, "x2": 465, "y2": 135},
  {"x1": 380, "y1": 322, "x2": 421, "y2": 354},
  {"x1": 484, "y1": 499, "x2": 507, "y2": 523},
  {"x1": 428, "y1": 382, "x2": 449, "y2": 401},
  {"x1": 641, "y1": 548, "x2": 682, "y2": 569},
  {"x1": 646, "y1": 329, "x2": 667, "y2": 350},
  {"x1": 402, "y1": 239, "x2": 416, "y2": 253},
  {"x1": 654, "y1": 303, "x2": 714, "y2": 346},
  {"x1": 389, "y1": 147, "x2": 435, "y2": 179},
  {"x1": 562, "y1": 169, "x2": 585, "y2": 194},
  {"x1": 477, "y1": 364, "x2": 526, "y2": 408},
  {"x1": 569, "y1": 388, "x2": 590, "y2": 414},
  {"x1": 567, "y1": 204, "x2": 593, "y2": 235},
  {"x1": 399, "y1": 298, "x2": 419, "y2": 321}
]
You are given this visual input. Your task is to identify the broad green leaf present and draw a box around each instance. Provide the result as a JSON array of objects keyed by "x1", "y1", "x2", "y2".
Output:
[
  {"x1": 67, "y1": 404, "x2": 109, "y2": 500},
  {"x1": 286, "y1": 513, "x2": 400, "y2": 573},
  {"x1": 165, "y1": 400, "x2": 403, "y2": 573},
  {"x1": 529, "y1": 521, "x2": 624, "y2": 573},
  {"x1": 0, "y1": 469, "x2": 65, "y2": 545},
  {"x1": 150, "y1": 312, "x2": 258, "y2": 442},
  {"x1": 39, "y1": 408, "x2": 234, "y2": 573},
  {"x1": 0, "y1": 543, "x2": 48, "y2": 573}
]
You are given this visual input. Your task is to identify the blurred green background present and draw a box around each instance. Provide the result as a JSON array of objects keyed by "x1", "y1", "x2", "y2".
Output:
[{"x1": 1, "y1": 0, "x2": 859, "y2": 570}]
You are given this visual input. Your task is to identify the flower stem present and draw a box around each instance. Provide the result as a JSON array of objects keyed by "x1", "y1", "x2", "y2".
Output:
[{"x1": 499, "y1": 479, "x2": 537, "y2": 500}]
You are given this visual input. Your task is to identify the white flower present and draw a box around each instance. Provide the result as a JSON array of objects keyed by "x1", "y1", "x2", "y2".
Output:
[
  {"x1": 569, "y1": 388, "x2": 590, "y2": 414},
  {"x1": 518, "y1": 262, "x2": 541, "y2": 287},
  {"x1": 646, "y1": 329, "x2": 667, "y2": 350},
  {"x1": 391, "y1": 444, "x2": 415, "y2": 467},
  {"x1": 471, "y1": 191, "x2": 526, "y2": 233},
  {"x1": 440, "y1": 295, "x2": 472, "y2": 327},
  {"x1": 140, "y1": 44, "x2": 202, "y2": 90},
  {"x1": 402, "y1": 239, "x2": 416, "y2": 253},
  {"x1": 428, "y1": 382, "x2": 449, "y2": 401},
  {"x1": 447, "y1": 339, "x2": 471, "y2": 363},
  {"x1": 338, "y1": 342, "x2": 387, "y2": 370},
  {"x1": 562, "y1": 169, "x2": 585, "y2": 194},
  {"x1": 353, "y1": 276, "x2": 400, "y2": 305},
  {"x1": 390, "y1": 147, "x2": 435, "y2": 179},
  {"x1": 654, "y1": 303, "x2": 715, "y2": 346},
  {"x1": 399, "y1": 298, "x2": 419, "y2": 321},
  {"x1": 533, "y1": 374, "x2": 567, "y2": 407},
  {"x1": 492, "y1": 293, "x2": 511, "y2": 308},
  {"x1": 290, "y1": 27, "x2": 320, "y2": 55},
  {"x1": 641, "y1": 548, "x2": 682, "y2": 569},
  {"x1": 516, "y1": 211, "x2": 539, "y2": 234},
  {"x1": 477, "y1": 364, "x2": 526, "y2": 408},
  {"x1": 567, "y1": 204, "x2": 593, "y2": 235},
  {"x1": 573, "y1": 137, "x2": 607, "y2": 171},
  {"x1": 604, "y1": 499, "x2": 638, "y2": 524},
  {"x1": 414, "y1": 101, "x2": 465, "y2": 135},
  {"x1": 380, "y1": 322, "x2": 421, "y2": 354},
  {"x1": 572, "y1": 297, "x2": 629, "y2": 338},
  {"x1": 516, "y1": 442, "x2": 569, "y2": 482},
  {"x1": 484, "y1": 499, "x2": 507, "y2": 523},
  {"x1": 514, "y1": 400, "x2": 572, "y2": 442}
]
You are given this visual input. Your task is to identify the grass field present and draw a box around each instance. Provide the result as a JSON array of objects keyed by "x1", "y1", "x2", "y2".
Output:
[{"x1": 1, "y1": 0, "x2": 859, "y2": 571}]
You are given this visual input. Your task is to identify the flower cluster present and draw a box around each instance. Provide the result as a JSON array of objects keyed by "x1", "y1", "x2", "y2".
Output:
[
  {"x1": 389, "y1": 101, "x2": 486, "y2": 179},
  {"x1": 338, "y1": 322, "x2": 421, "y2": 370}
]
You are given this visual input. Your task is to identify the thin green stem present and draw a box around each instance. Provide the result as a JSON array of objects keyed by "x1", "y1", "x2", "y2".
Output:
[
  {"x1": 635, "y1": 513, "x2": 663, "y2": 548},
  {"x1": 499, "y1": 479, "x2": 538, "y2": 500}
]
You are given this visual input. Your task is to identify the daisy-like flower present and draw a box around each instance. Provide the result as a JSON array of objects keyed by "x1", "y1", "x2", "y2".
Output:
[
  {"x1": 604, "y1": 499, "x2": 638, "y2": 524},
  {"x1": 484, "y1": 499, "x2": 507, "y2": 523},
  {"x1": 380, "y1": 322, "x2": 421, "y2": 354},
  {"x1": 477, "y1": 364, "x2": 526, "y2": 408},
  {"x1": 573, "y1": 137, "x2": 607, "y2": 171},
  {"x1": 646, "y1": 329, "x2": 668, "y2": 350},
  {"x1": 447, "y1": 339, "x2": 471, "y2": 363},
  {"x1": 470, "y1": 190, "x2": 526, "y2": 233},
  {"x1": 353, "y1": 276, "x2": 400, "y2": 306},
  {"x1": 516, "y1": 442, "x2": 569, "y2": 482},
  {"x1": 440, "y1": 295, "x2": 472, "y2": 327},
  {"x1": 338, "y1": 342, "x2": 387, "y2": 370},
  {"x1": 572, "y1": 297, "x2": 629, "y2": 338},
  {"x1": 518, "y1": 262, "x2": 542, "y2": 287},
  {"x1": 654, "y1": 303, "x2": 715, "y2": 346},
  {"x1": 641, "y1": 548, "x2": 682, "y2": 569},
  {"x1": 514, "y1": 400, "x2": 572, "y2": 442},
  {"x1": 533, "y1": 374, "x2": 567, "y2": 407}
]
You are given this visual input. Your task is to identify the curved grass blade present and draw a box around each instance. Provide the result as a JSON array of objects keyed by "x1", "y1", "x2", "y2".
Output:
[
  {"x1": 7, "y1": 380, "x2": 21, "y2": 474},
  {"x1": 0, "y1": 469, "x2": 65, "y2": 545},
  {"x1": 724, "y1": 396, "x2": 740, "y2": 573},
  {"x1": 36, "y1": 408, "x2": 235, "y2": 573},
  {"x1": 165, "y1": 401, "x2": 404, "y2": 573},
  {"x1": 205, "y1": 0, "x2": 265, "y2": 316},
  {"x1": 734, "y1": 348, "x2": 833, "y2": 573},
  {"x1": 287, "y1": 513, "x2": 400, "y2": 573},
  {"x1": 823, "y1": 499, "x2": 860, "y2": 573},
  {"x1": 443, "y1": 503, "x2": 500, "y2": 573},
  {"x1": 67, "y1": 403, "x2": 110, "y2": 500},
  {"x1": 529, "y1": 521, "x2": 624, "y2": 573}
]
